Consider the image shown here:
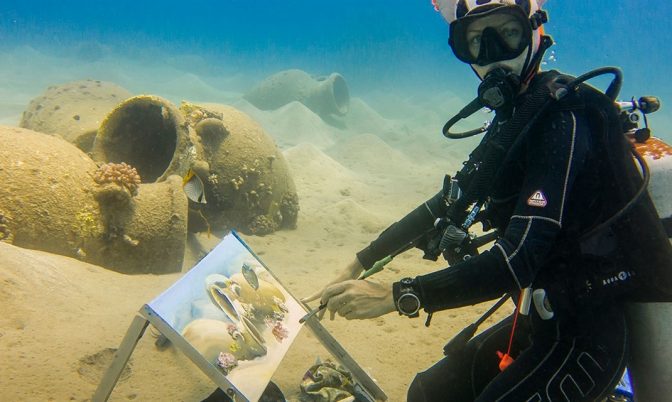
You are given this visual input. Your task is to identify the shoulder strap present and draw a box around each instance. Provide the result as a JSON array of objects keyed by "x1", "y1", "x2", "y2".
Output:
[{"x1": 447, "y1": 71, "x2": 565, "y2": 226}]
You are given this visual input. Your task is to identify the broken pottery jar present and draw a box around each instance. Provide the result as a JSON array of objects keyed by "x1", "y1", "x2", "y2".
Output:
[
  {"x1": 92, "y1": 95, "x2": 203, "y2": 182},
  {"x1": 181, "y1": 102, "x2": 299, "y2": 235},
  {"x1": 244, "y1": 69, "x2": 350, "y2": 121},
  {"x1": 19, "y1": 80, "x2": 133, "y2": 152},
  {"x1": 0, "y1": 126, "x2": 188, "y2": 274},
  {"x1": 91, "y1": 94, "x2": 299, "y2": 235}
]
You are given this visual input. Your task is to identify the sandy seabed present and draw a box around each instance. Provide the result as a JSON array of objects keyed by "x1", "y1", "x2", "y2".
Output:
[{"x1": 0, "y1": 46, "x2": 515, "y2": 401}]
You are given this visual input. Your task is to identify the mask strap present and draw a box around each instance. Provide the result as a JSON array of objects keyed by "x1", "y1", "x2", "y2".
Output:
[
  {"x1": 470, "y1": 64, "x2": 483, "y2": 80},
  {"x1": 522, "y1": 35, "x2": 553, "y2": 83},
  {"x1": 520, "y1": 45, "x2": 534, "y2": 83},
  {"x1": 521, "y1": 11, "x2": 551, "y2": 82}
]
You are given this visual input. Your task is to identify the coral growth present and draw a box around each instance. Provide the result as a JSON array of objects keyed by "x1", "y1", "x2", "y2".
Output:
[
  {"x1": 280, "y1": 192, "x2": 300, "y2": 229},
  {"x1": 216, "y1": 352, "x2": 238, "y2": 375},
  {"x1": 75, "y1": 207, "x2": 101, "y2": 239},
  {"x1": 264, "y1": 316, "x2": 289, "y2": 342},
  {"x1": 93, "y1": 162, "x2": 141, "y2": 196},
  {"x1": 248, "y1": 215, "x2": 278, "y2": 235},
  {"x1": 180, "y1": 103, "x2": 223, "y2": 126}
]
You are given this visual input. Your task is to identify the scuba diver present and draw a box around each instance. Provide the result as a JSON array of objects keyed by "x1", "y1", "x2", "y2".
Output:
[{"x1": 303, "y1": 0, "x2": 672, "y2": 401}]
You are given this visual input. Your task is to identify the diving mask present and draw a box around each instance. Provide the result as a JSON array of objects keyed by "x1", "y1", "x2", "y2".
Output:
[{"x1": 449, "y1": 5, "x2": 534, "y2": 66}]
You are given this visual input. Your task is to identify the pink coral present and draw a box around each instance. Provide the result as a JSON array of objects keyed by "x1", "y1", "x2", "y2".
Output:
[
  {"x1": 270, "y1": 320, "x2": 289, "y2": 342},
  {"x1": 93, "y1": 162, "x2": 141, "y2": 196},
  {"x1": 216, "y1": 352, "x2": 238, "y2": 375}
]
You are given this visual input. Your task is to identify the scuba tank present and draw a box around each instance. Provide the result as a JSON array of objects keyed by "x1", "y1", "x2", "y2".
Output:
[{"x1": 621, "y1": 105, "x2": 672, "y2": 402}]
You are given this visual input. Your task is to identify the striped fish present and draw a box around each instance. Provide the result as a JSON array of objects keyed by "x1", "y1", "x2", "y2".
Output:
[{"x1": 182, "y1": 169, "x2": 207, "y2": 204}]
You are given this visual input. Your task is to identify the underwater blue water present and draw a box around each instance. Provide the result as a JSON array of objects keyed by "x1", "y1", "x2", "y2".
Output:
[{"x1": 1, "y1": 0, "x2": 670, "y2": 132}]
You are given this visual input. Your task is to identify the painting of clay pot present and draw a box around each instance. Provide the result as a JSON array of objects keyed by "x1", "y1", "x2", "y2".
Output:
[
  {"x1": 182, "y1": 318, "x2": 267, "y2": 363},
  {"x1": 148, "y1": 233, "x2": 305, "y2": 401},
  {"x1": 205, "y1": 270, "x2": 287, "y2": 326},
  {"x1": 19, "y1": 80, "x2": 133, "y2": 152}
]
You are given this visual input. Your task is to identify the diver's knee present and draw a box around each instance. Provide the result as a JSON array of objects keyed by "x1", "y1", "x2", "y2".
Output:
[{"x1": 407, "y1": 374, "x2": 427, "y2": 402}]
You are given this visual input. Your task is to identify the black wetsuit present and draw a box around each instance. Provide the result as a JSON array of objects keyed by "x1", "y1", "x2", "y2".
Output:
[{"x1": 356, "y1": 78, "x2": 632, "y2": 401}]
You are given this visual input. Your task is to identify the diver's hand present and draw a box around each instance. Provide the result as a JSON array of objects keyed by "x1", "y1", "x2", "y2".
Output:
[
  {"x1": 321, "y1": 279, "x2": 396, "y2": 320},
  {"x1": 301, "y1": 258, "x2": 365, "y2": 318}
]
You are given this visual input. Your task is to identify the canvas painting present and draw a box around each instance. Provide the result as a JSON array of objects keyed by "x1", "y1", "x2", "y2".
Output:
[{"x1": 148, "y1": 232, "x2": 304, "y2": 401}]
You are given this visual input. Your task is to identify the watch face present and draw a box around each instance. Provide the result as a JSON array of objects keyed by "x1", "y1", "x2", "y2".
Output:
[{"x1": 398, "y1": 293, "x2": 420, "y2": 315}]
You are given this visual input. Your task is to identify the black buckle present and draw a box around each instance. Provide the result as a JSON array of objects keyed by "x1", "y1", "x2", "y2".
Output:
[
  {"x1": 442, "y1": 174, "x2": 462, "y2": 204},
  {"x1": 530, "y1": 10, "x2": 548, "y2": 30}
]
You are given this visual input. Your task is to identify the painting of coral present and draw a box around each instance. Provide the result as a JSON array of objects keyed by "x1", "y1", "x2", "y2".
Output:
[{"x1": 148, "y1": 232, "x2": 305, "y2": 401}]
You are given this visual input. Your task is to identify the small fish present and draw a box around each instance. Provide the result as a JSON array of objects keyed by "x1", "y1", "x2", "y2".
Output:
[
  {"x1": 241, "y1": 262, "x2": 260, "y2": 290},
  {"x1": 183, "y1": 169, "x2": 207, "y2": 204}
]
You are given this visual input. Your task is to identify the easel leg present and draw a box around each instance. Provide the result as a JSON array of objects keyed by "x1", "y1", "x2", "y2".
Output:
[{"x1": 93, "y1": 315, "x2": 150, "y2": 402}]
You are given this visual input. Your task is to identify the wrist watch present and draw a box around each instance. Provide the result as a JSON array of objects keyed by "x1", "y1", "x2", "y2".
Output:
[{"x1": 395, "y1": 277, "x2": 421, "y2": 317}]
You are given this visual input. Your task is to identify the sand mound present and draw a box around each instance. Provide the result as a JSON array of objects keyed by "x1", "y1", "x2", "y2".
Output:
[
  {"x1": 283, "y1": 143, "x2": 371, "y2": 207},
  {"x1": 282, "y1": 144, "x2": 400, "y2": 236},
  {"x1": 284, "y1": 143, "x2": 356, "y2": 180},
  {"x1": 358, "y1": 91, "x2": 418, "y2": 119},
  {"x1": 343, "y1": 97, "x2": 403, "y2": 137},
  {"x1": 393, "y1": 131, "x2": 477, "y2": 174},
  {"x1": 360, "y1": 89, "x2": 484, "y2": 142},
  {"x1": 152, "y1": 73, "x2": 236, "y2": 104},
  {"x1": 0, "y1": 242, "x2": 210, "y2": 401},
  {"x1": 0, "y1": 95, "x2": 27, "y2": 126},
  {"x1": 326, "y1": 133, "x2": 415, "y2": 176},
  {"x1": 239, "y1": 100, "x2": 338, "y2": 149}
]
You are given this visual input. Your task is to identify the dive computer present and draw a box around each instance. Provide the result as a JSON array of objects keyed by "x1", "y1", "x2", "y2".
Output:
[{"x1": 395, "y1": 277, "x2": 421, "y2": 317}]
